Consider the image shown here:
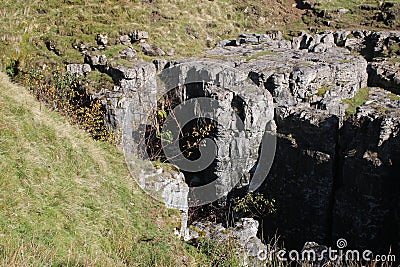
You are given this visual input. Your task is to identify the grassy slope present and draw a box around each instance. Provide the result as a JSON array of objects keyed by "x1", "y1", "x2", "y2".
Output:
[
  {"x1": 0, "y1": 0, "x2": 304, "y2": 70},
  {"x1": 1, "y1": 0, "x2": 399, "y2": 71},
  {"x1": 0, "y1": 72, "x2": 208, "y2": 266}
]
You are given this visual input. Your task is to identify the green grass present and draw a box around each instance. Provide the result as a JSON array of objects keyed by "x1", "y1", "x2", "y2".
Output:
[
  {"x1": 0, "y1": 0, "x2": 306, "y2": 72},
  {"x1": 388, "y1": 57, "x2": 400, "y2": 63},
  {"x1": 244, "y1": 50, "x2": 277, "y2": 61},
  {"x1": 388, "y1": 92, "x2": 400, "y2": 100},
  {"x1": 0, "y1": 72, "x2": 217, "y2": 266},
  {"x1": 312, "y1": 0, "x2": 378, "y2": 10},
  {"x1": 316, "y1": 85, "x2": 331, "y2": 96},
  {"x1": 342, "y1": 86, "x2": 370, "y2": 116}
]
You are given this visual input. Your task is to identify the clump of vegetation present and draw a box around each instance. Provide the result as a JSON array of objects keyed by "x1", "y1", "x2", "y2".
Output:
[
  {"x1": 147, "y1": 91, "x2": 217, "y2": 162},
  {"x1": 232, "y1": 193, "x2": 276, "y2": 219},
  {"x1": 388, "y1": 92, "x2": 400, "y2": 100},
  {"x1": 316, "y1": 85, "x2": 331, "y2": 96},
  {"x1": 195, "y1": 237, "x2": 243, "y2": 266},
  {"x1": 301, "y1": 0, "x2": 393, "y2": 29},
  {"x1": 232, "y1": 192, "x2": 276, "y2": 235},
  {"x1": 5, "y1": 59, "x2": 18, "y2": 78},
  {"x1": 343, "y1": 86, "x2": 371, "y2": 117},
  {"x1": 19, "y1": 65, "x2": 115, "y2": 142},
  {"x1": 386, "y1": 42, "x2": 400, "y2": 57}
]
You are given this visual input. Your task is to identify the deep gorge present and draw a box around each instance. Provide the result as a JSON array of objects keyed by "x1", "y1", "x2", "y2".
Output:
[{"x1": 77, "y1": 30, "x2": 400, "y2": 258}]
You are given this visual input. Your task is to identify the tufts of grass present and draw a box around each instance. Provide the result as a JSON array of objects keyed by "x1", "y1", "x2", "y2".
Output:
[
  {"x1": 316, "y1": 85, "x2": 331, "y2": 96},
  {"x1": 194, "y1": 237, "x2": 243, "y2": 266},
  {"x1": 244, "y1": 50, "x2": 277, "y2": 61},
  {"x1": 388, "y1": 92, "x2": 400, "y2": 100},
  {"x1": 342, "y1": 86, "x2": 370, "y2": 116},
  {"x1": 388, "y1": 57, "x2": 400, "y2": 63}
]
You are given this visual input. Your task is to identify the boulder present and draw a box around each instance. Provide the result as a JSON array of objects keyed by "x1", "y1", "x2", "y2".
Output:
[
  {"x1": 119, "y1": 34, "x2": 131, "y2": 45},
  {"x1": 96, "y1": 33, "x2": 108, "y2": 46},
  {"x1": 130, "y1": 30, "x2": 149, "y2": 42},
  {"x1": 119, "y1": 47, "x2": 137, "y2": 60},
  {"x1": 66, "y1": 63, "x2": 91, "y2": 76},
  {"x1": 141, "y1": 43, "x2": 166, "y2": 56}
]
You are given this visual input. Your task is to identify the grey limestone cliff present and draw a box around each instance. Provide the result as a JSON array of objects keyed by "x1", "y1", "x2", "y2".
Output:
[{"x1": 79, "y1": 29, "x2": 400, "y2": 256}]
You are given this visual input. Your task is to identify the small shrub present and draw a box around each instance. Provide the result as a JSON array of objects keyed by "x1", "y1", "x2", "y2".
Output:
[
  {"x1": 147, "y1": 92, "x2": 217, "y2": 162},
  {"x1": 5, "y1": 59, "x2": 19, "y2": 78},
  {"x1": 232, "y1": 193, "x2": 276, "y2": 219}
]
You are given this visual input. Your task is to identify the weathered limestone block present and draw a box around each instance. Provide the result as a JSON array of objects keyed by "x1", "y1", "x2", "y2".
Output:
[
  {"x1": 66, "y1": 63, "x2": 91, "y2": 76},
  {"x1": 103, "y1": 62, "x2": 158, "y2": 156},
  {"x1": 96, "y1": 33, "x2": 108, "y2": 46}
]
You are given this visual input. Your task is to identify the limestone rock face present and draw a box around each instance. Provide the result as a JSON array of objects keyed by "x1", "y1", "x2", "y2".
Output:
[
  {"x1": 156, "y1": 60, "x2": 274, "y2": 198},
  {"x1": 92, "y1": 57, "x2": 275, "y2": 204},
  {"x1": 368, "y1": 59, "x2": 400, "y2": 93},
  {"x1": 333, "y1": 88, "x2": 400, "y2": 255},
  {"x1": 261, "y1": 107, "x2": 339, "y2": 248},
  {"x1": 205, "y1": 31, "x2": 399, "y2": 254},
  {"x1": 103, "y1": 62, "x2": 158, "y2": 156}
]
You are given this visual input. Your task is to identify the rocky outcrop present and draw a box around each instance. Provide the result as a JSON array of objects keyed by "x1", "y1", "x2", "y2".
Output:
[
  {"x1": 85, "y1": 56, "x2": 275, "y2": 205},
  {"x1": 207, "y1": 31, "x2": 399, "y2": 255},
  {"x1": 156, "y1": 60, "x2": 274, "y2": 200},
  {"x1": 209, "y1": 34, "x2": 368, "y2": 118},
  {"x1": 79, "y1": 30, "x2": 400, "y2": 257}
]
